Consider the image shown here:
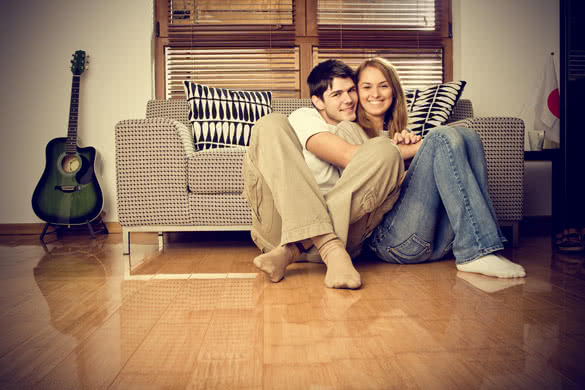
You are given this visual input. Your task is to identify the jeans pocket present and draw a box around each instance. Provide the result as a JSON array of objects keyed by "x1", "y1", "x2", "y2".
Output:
[{"x1": 385, "y1": 233, "x2": 431, "y2": 264}]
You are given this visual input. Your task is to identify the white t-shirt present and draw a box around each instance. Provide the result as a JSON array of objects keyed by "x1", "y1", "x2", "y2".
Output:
[{"x1": 288, "y1": 107, "x2": 340, "y2": 194}]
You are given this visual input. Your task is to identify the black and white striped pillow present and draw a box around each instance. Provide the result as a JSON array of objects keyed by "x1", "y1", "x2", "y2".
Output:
[
  {"x1": 405, "y1": 81, "x2": 466, "y2": 138},
  {"x1": 184, "y1": 81, "x2": 273, "y2": 151}
]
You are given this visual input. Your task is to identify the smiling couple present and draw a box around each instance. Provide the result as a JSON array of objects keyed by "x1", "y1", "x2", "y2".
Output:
[{"x1": 242, "y1": 58, "x2": 526, "y2": 290}]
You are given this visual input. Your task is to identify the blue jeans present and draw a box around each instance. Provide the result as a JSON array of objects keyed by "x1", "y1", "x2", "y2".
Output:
[{"x1": 366, "y1": 127, "x2": 506, "y2": 265}]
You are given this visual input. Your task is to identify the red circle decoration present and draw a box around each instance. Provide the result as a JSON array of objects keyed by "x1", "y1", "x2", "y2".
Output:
[{"x1": 547, "y1": 88, "x2": 560, "y2": 119}]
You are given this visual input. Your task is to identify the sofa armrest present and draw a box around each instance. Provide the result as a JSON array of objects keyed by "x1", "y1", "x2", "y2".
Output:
[
  {"x1": 449, "y1": 116, "x2": 525, "y2": 222},
  {"x1": 115, "y1": 118, "x2": 194, "y2": 226},
  {"x1": 188, "y1": 147, "x2": 247, "y2": 194}
]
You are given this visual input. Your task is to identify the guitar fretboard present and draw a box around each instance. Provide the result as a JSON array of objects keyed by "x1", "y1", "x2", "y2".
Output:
[{"x1": 66, "y1": 75, "x2": 80, "y2": 154}]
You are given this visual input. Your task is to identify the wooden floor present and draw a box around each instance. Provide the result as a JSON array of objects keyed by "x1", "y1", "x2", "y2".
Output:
[{"x1": 0, "y1": 227, "x2": 584, "y2": 389}]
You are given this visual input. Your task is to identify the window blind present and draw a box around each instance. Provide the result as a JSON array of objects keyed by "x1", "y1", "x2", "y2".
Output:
[
  {"x1": 313, "y1": 47, "x2": 443, "y2": 90},
  {"x1": 166, "y1": 0, "x2": 295, "y2": 47},
  {"x1": 318, "y1": 0, "x2": 437, "y2": 30},
  {"x1": 169, "y1": 0, "x2": 293, "y2": 25},
  {"x1": 317, "y1": 0, "x2": 445, "y2": 48},
  {"x1": 165, "y1": 47, "x2": 300, "y2": 99}
]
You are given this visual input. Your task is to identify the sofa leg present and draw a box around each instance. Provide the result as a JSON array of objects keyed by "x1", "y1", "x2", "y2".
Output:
[
  {"x1": 512, "y1": 222, "x2": 519, "y2": 248},
  {"x1": 158, "y1": 232, "x2": 164, "y2": 252},
  {"x1": 123, "y1": 228, "x2": 130, "y2": 255}
]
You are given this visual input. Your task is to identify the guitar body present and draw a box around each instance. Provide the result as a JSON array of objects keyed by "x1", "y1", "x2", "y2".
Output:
[{"x1": 32, "y1": 137, "x2": 103, "y2": 225}]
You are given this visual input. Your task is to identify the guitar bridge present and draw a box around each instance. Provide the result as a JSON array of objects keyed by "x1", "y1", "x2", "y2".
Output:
[{"x1": 55, "y1": 185, "x2": 80, "y2": 193}]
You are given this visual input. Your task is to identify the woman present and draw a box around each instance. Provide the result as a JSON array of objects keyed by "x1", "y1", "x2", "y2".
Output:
[{"x1": 355, "y1": 58, "x2": 525, "y2": 278}]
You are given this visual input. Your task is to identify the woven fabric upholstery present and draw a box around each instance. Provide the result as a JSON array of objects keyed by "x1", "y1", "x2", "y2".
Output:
[
  {"x1": 115, "y1": 118, "x2": 192, "y2": 226},
  {"x1": 450, "y1": 117, "x2": 524, "y2": 221},
  {"x1": 272, "y1": 98, "x2": 313, "y2": 115},
  {"x1": 189, "y1": 193, "x2": 252, "y2": 225},
  {"x1": 447, "y1": 99, "x2": 473, "y2": 123},
  {"x1": 188, "y1": 147, "x2": 247, "y2": 194},
  {"x1": 147, "y1": 99, "x2": 190, "y2": 127}
]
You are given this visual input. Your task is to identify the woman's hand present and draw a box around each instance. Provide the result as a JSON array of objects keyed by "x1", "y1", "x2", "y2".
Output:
[
  {"x1": 391, "y1": 130, "x2": 422, "y2": 161},
  {"x1": 392, "y1": 129, "x2": 421, "y2": 145}
]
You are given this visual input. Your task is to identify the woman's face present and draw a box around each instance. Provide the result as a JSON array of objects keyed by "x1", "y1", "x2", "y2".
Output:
[{"x1": 357, "y1": 66, "x2": 393, "y2": 119}]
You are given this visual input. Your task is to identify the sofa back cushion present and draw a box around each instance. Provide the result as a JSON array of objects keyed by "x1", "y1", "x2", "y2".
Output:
[
  {"x1": 146, "y1": 99, "x2": 190, "y2": 127},
  {"x1": 272, "y1": 98, "x2": 313, "y2": 116},
  {"x1": 184, "y1": 81, "x2": 273, "y2": 151}
]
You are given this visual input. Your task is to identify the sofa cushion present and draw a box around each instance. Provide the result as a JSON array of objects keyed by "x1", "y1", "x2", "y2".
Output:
[
  {"x1": 187, "y1": 147, "x2": 247, "y2": 194},
  {"x1": 405, "y1": 81, "x2": 466, "y2": 137},
  {"x1": 184, "y1": 81, "x2": 273, "y2": 151}
]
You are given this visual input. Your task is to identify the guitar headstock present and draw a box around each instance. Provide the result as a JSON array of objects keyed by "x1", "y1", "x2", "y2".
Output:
[{"x1": 70, "y1": 50, "x2": 87, "y2": 75}]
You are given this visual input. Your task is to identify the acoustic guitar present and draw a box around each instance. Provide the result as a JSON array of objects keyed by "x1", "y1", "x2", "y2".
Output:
[{"x1": 32, "y1": 50, "x2": 103, "y2": 225}]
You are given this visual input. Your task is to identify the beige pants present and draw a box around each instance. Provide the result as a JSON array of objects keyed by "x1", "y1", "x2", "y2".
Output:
[{"x1": 242, "y1": 113, "x2": 404, "y2": 256}]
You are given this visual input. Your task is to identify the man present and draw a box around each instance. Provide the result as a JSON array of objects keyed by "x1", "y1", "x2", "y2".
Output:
[{"x1": 242, "y1": 59, "x2": 404, "y2": 289}]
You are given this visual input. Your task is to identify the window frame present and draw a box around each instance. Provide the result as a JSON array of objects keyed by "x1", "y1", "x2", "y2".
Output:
[{"x1": 154, "y1": 0, "x2": 452, "y2": 99}]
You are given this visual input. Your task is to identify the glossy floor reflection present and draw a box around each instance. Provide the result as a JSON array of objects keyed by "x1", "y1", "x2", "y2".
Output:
[{"x1": 0, "y1": 229, "x2": 584, "y2": 389}]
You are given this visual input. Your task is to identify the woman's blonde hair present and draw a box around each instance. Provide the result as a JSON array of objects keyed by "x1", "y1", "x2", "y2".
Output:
[{"x1": 355, "y1": 57, "x2": 408, "y2": 138}]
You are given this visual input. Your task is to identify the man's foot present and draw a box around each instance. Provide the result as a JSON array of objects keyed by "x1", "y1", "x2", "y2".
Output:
[
  {"x1": 456, "y1": 253, "x2": 526, "y2": 278},
  {"x1": 253, "y1": 243, "x2": 300, "y2": 282},
  {"x1": 317, "y1": 237, "x2": 361, "y2": 289},
  {"x1": 296, "y1": 246, "x2": 323, "y2": 263}
]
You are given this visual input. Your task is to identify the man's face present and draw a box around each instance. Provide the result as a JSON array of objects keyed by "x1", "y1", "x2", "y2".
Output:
[{"x1": 312, "y1": 77, "x2": 358, "y2": 125}]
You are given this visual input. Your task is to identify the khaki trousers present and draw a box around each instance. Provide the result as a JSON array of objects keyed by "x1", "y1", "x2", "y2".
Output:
[{"x1": 242, "y1": 113, "x2": 404, "y2": 256}]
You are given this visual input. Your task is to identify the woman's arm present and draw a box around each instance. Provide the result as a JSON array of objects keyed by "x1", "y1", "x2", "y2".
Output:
[{"x1": 395, "y1": 142, "x2": 422, "y2": 160}]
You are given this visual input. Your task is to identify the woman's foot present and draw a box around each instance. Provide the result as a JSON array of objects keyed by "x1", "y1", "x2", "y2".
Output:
[
  {"x1": 456, "y1": 271, "x2": 525, "y2": 293},
  {"x1": 456, "y1": 253, "x2": 526, "y2": 278}
]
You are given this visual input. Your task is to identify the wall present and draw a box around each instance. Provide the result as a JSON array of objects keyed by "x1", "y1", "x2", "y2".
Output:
[
  {"x1": 0, "y1": 0, "x2": 154, "y2": 223},
  {"x1": 452, "y1": 0, "x2": 559, "y2": 127},
  {"x1": 453, "y1": 0, "x2": 559, "y2": 217},
  {"x1": 0, "y1": 0, "x2": 558, "y2": 224}
]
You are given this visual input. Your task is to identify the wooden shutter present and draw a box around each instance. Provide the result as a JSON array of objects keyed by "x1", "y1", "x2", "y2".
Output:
[
  {"x1": 165, "y1": 47, "x2": 300, "y2": 99},
  {"x1": 313, "y1": 47, "x2": 443, "y2": 90}
]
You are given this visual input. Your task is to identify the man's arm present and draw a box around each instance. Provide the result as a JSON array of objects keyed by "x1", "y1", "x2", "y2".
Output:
[
  {"x1": 289, "y1": 107, "x2": 360, "y2": 169},
  {"x1": 306, "y1": 132, "x2": 360, "y2": 169}
]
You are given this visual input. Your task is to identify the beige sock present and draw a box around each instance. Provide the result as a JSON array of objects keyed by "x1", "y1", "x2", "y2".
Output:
[
  {"x1": 313, "y1": 234, "x2": 361, "y2": 289},
  {"x1": 253, "y1": 243, "x2": 301, "y2": 282}
]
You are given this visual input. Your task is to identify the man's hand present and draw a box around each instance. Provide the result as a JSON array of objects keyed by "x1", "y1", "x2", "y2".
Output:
[{"x1": 392, "y1": 129, "x2": 422, "y2": 145}]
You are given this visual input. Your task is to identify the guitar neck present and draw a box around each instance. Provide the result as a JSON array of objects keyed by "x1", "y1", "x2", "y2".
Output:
[{"x1": 66, "y1": 75, "x2": 80, "y2": 153}]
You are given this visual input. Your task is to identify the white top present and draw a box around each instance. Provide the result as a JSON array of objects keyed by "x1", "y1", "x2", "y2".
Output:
[{"x1": 288, "y1": 107, "x2": 340, "y2": 194}]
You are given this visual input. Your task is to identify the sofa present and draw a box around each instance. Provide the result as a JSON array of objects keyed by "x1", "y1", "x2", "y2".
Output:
[{"x1": 115, "y1": 98, "x2": 524, "y2": 255}]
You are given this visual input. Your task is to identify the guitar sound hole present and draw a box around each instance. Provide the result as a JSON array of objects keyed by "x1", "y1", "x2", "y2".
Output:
[{"x1": 62, "y1": 155, "x2": 81, "y2": 173}]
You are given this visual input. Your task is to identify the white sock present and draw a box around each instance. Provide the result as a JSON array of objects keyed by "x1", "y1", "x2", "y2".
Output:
[{"x1": 456, "y1": 253, "x2": 526, "y2": 278}]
